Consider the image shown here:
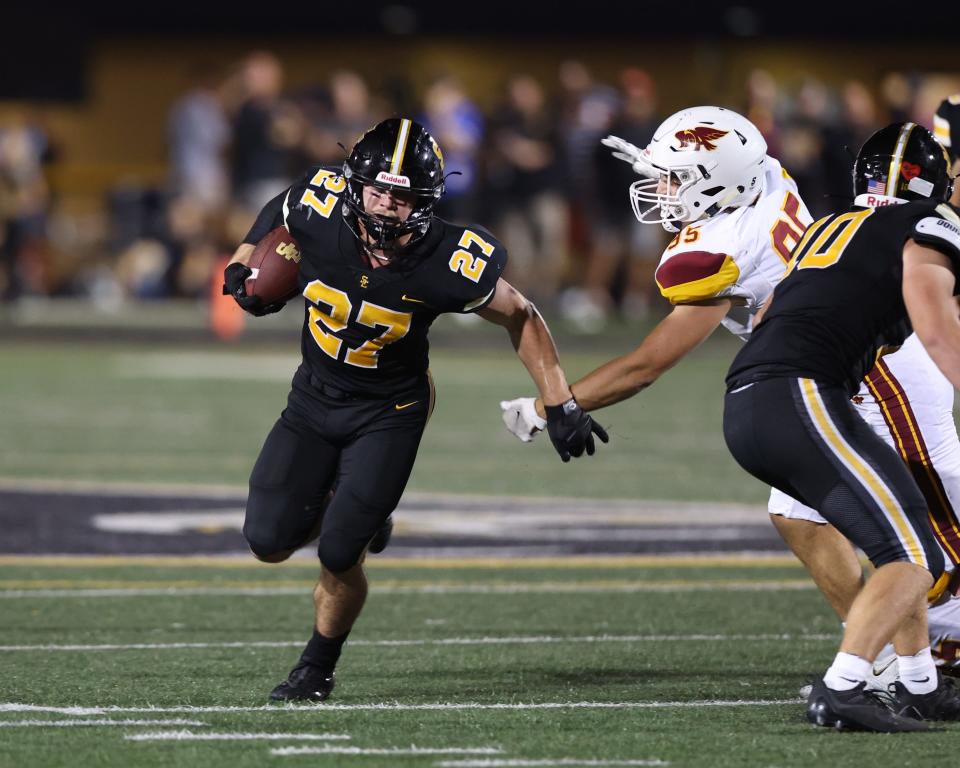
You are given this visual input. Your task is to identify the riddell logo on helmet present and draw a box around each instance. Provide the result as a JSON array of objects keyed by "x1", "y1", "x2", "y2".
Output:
[
  {"x1": 863, "y1": 194, "x2": 902, "y2": 207},
  {"x1": 376, "y1": 171, "x2": 411, "y2": 188},
  {"x1": 674, "y1": 127, "x2": 729, "y2": 151}
]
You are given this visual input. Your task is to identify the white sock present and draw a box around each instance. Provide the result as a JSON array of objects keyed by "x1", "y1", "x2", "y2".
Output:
[
  {"x1": 898, "y1": 647, "x2": 937, "y2": 695},
  {"x1": 823, "y1": 652, "x2": 872, "y2": 691}
]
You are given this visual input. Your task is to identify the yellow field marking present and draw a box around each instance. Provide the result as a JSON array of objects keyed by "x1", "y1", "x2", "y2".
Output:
[
  {"x1": 0, "y1": 554, "x2": 808, "y2": 570},
  {"x1": 0, "y1": 578, "x2": 815, "y2": 591},
  {"x1": 0, "y1": 580, "x2": 310, "y2": 589}
]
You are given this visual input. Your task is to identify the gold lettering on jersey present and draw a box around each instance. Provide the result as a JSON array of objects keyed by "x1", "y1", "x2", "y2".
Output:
[
  {"x1": 346, "y1": 301, "x2": 413, "y2": 368},
  {"x1": 667, "y1": 226, "x2": 700, "y2": 250},
  {"x1": 449, "y1": 229, "x2": 494, "y2": 283},
  {"x1": 304, "y1": 278, "x2": 412, "y2": 369},
  {"x1": 276, "y1": 241, "x2": 301, "y2": 263},
  {"x1": 792, "y1": 208, "x2": 874, "y2": 271},
  {"x1": 360, "y1": 275, "x2": 370, "y2": 288}
]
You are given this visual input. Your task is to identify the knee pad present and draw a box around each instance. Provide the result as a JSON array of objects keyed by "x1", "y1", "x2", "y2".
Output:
[
  {"x1": 242, "y1": 520, "x2": 292, "y2": 562},
  {"x1": 317, "y1": 530, "x2": 366, "y2": 574}
]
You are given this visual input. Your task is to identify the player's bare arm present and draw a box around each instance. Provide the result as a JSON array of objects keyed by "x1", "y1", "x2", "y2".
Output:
[
  {"x1": 480, "y1": 277, "x2": 608, "y2": 461},
  {"x1": 903, "y1": 240, "x2": 960, "y2": 389},
  {"x1": 568, "y1": 299, "x2": 733, "y2": 411},
  {"x1": 478, "y1": 278, "x2": 571, "y2": 407}
]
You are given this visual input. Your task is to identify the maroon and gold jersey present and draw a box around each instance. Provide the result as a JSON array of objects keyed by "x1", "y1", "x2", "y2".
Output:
[{"x1": 653, "y1": 158, "x2": 811, "y2": 340}]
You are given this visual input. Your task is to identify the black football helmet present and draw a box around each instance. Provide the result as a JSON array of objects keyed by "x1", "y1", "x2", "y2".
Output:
[
  {"x1": 934, "y1": 96, "x2": 960, "y2": 164},
  {"x1": 853, "y1": 122, "x2": 953, "y2": 207},
  {"x1": 343, "y1": 118, "x2": 445, "y2": 259}
]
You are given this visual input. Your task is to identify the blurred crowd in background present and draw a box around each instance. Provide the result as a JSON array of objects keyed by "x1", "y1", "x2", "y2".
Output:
[{"x1": 0, "y1": 51, "x2": 953, "y2": 331}]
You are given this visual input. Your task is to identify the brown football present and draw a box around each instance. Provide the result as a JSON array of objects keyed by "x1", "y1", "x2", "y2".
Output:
[{"x1": 246, "y1": 226, "x2": 302, "y2": 304}]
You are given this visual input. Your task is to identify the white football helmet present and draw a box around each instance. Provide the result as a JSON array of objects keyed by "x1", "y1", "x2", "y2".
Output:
[{"x1": 629, "y1": 106, "x2": 768, "y2": 231}]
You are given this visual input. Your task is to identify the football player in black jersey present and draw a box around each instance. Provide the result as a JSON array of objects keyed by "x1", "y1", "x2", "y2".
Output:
[
  {"x1": 724, "y1": 123, "x2": 960, "y2": 731},
  {"x1": 934, "y1": 95, "x2": 960, "y2": 207},
  {"x1": 222, "y1": 118, "x2": 607, "y2": 702}
]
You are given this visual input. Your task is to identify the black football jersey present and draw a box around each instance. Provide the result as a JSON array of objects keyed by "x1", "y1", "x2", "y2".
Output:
[
  {"x1": 726, "y1": 199, "x2": 960, "y2": 397},
  {"x1": 244, "y1": 165, "x2": 508, "y2": 396}
]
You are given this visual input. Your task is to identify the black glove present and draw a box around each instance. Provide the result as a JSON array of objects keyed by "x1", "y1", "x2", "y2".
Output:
[
  {"x1": 544, "y1": 397, "x2": 609, "y2": 463},
  {"x1": 222, "y1": 263, "x2": 285, "y2": 317}
]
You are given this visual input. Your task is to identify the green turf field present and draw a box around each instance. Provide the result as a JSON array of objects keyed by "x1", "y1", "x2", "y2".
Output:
[
  {"x1": 0, "y1": 556, "x2": 956, "y2": 768},
  {"x1": 0, "y1": 326, "x2": 762, "y2": 503},
  {"x1": 2, "y1": 322, "x2": 957, "y2": 766}
]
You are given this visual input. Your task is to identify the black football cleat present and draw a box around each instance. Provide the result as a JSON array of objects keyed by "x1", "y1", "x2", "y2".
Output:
[
  {"x1": 368, "y1": 515, "x2": 394, "y2": 555},
  {"x1": 269, "y1": 661, "x2": 336, "y2": 703},
  {"x1": 893, "y1": 673, "x2": 960, "y2": 721},
  {"x1": 805, "y1": 676, "x2": 927, "y2": 732}
]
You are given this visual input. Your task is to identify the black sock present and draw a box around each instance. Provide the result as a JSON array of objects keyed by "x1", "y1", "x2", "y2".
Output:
[{"x1": 300, "y1": 628, "x2": 350, "y2": 673}]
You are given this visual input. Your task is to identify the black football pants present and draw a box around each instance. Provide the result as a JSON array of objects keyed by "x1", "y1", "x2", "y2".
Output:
[
  {"x1": 242, "y1": 368, "x2": 433, "y2": 572},
  {"x1": 724, "y1": 376, "x2": 944, "y2": 578}
]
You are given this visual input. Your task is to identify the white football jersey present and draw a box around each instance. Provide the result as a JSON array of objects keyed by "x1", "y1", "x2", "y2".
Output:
[
  {"x1": 654, "y1": 157, "x2": 811, "y2": 340},
  {"x1": 651, "y1": 154, "x2": 960, "y2": 606}
]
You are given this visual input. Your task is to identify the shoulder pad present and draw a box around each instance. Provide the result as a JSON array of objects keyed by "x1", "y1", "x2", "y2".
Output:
[
  {"x1": 656, "y1": 250, "x2": 740, "y2": 304},
  {"x1": 913, "y1": 207, "x2": 960, "y2": 259}
]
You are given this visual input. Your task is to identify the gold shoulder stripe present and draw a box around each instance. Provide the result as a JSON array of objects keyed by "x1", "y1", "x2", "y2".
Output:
[{"x1": 657, "y1": 254, "x2": 740, "y2": 305}]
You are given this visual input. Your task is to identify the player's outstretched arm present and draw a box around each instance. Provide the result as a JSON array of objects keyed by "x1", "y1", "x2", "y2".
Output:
[
  {"x1": 479, "y1": 278, "x2": 608, "y2": 462},
  {"x1": 903, "y1": 240, "x2": 960, "y2": 389},
  {"x1": 569, "y1": 299, "x2": 732, "y2": 412}
]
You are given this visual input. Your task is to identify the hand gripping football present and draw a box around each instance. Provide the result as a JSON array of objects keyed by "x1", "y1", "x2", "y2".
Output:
[{"x1": 245, "y1": 226, "x2": 302, "y2": 304}]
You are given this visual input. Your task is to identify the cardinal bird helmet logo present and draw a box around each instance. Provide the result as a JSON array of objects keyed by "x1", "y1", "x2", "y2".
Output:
[{"x1": 674, "y1": 127, "x2": 729, "y2": 151}]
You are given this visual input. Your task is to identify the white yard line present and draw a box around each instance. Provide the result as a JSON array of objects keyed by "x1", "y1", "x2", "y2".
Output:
[
  {"x1": 435, "y1": 761, "x2": 669, "y2": 767},
  {"x1": 0, "y1": 582, "x2": 814, "y2": 599},
  {"x1": 125, "y1": 730, "x2": 349, "y2": 741},
  {"x1": 0, "y1": 633, "x2": 837, "y2": 653},
  {"x1": 0, "y1": 718, "x2": 207, "y2": 728},
  {"x1": 271, "y1": 746, "x2": 504, "y2": 756},
  {"x1": 0, "y1": 699, "x2": 798, "y2": 716}
]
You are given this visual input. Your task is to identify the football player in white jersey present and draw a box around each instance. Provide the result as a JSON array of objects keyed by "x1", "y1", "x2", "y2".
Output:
[{"x1": 501, "y1": 104, "x2": 960, "y2": 676}]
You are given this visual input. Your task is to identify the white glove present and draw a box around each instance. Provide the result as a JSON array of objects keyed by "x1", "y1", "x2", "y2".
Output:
[
  {"x1": 500, "y1": 397, "x2": 547, "y2": 443},
  {"x1": 601, "y1": 135, "x2": 656, "y2": 178}
]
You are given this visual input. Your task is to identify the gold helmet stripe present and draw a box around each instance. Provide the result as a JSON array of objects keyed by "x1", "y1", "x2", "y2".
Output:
[
  {"x1": 390, "y1": 119, "x2": 412, "y2": 176},
  {"x1": 886, "y1": 122, "x2": 915, "y2": 197}
]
